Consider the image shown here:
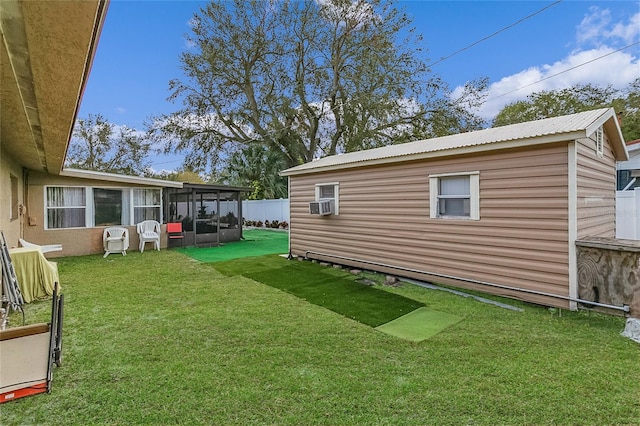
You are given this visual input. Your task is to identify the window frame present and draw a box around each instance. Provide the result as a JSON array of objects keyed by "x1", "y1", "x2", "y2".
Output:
[
  {"x1": 45, "y1": 186, "x2": 88, "y2": 229},
  {"x1": 45, "y1": 186, "x2": 163, "y2": 230},
  {"x1": 429, "y1": 172, "x2": 480, "y2": 220},
  {"x1": 132, "y1": 188, "x2": 162, "y2": 224},
  {"x1": 314, "y1": 182, "x2": 339, "y2": 215}
]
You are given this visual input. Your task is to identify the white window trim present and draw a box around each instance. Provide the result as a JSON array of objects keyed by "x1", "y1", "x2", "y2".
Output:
[
  {"x1": 429, "y1": 172, "x2": 479, "y2": 220},
  {"x1": 314, "y1": 182, "x2": 339, "y2": 215},
  {"x1": 45, "y1": 185, "x2": 163, "y2": 230},
  {"x1": 44, "y1": 185, "x2": 89, "y2": 230}
]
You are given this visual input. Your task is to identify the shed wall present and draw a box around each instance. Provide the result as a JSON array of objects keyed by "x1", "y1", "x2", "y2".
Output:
[
  {"x1": 576, "y1": 134, "x2": 617, "y2": 238},
  {"x1": 289, "y1": 143, "x2": 571, "y2": 308}
]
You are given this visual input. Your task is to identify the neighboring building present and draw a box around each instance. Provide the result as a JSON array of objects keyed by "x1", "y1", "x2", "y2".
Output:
[
  {"x1": 617, "y1": 139, "x2": 640, "y2": 190},
  {"x1": 281, "y1": 108, "x2": 629, "y2": 310},
  {"x1": 0, "y1": 1, "x2": 247, "y2": 257}
]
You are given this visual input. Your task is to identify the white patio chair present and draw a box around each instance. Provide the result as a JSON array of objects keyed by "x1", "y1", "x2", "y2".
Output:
[
  {"x1": 19, "y1": 238, "x2": 63, "y2": 254},
  {"x1": 103, "y1": 227, "x2": 129, "y2": 258},
  {"x1": 137, "y1": 220, "x2": 160, "y2": 253}
]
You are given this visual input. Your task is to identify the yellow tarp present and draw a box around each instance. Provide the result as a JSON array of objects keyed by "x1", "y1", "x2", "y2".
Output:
[{"x1": 8, "y1": 247, "x2": 59, "y2": 303}]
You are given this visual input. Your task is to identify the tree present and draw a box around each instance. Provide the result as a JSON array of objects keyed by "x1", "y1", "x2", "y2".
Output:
[
  {"x1": 150, "y1": 0, "x2": 483, "y2": 172},
  {"x1": 224, "y1": 145, "x2": 288, "y2": 199},
  {"x1": 492, "y1": 79, "x2": 640, "y2": 142},
  {"x1": 67, "y1": 114, "x2": 152, "y2": 175},
  {"x1": 148, "y1": 167, "x2": 207, "y2": 183},
  {"x1": 615, "y1": 78, "x2": 640, "y2": 143}
]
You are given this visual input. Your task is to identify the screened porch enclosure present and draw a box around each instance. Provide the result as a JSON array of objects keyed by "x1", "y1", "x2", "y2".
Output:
[{"x1": 164, "y1": 184, "x2": 247, "y2": 247}]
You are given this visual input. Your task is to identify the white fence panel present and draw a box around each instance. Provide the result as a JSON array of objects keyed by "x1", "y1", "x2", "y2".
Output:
[
  {"x1": 616, "y1": 189, "x2": 640, "y2": 240},
  {"x1": 242, "y1": 199, "x2": 290, "y2": 223}
]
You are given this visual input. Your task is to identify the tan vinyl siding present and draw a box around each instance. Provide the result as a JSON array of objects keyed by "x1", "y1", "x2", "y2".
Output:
[
  {"x1": 576, "y1": 132, "x2": 616, "y2": 239},
  {"x1": 290, "y1": 143, "x2": 570, "y2": 308}
]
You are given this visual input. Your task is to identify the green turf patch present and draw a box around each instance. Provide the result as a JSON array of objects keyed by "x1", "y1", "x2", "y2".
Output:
[
  {"x1": 176, "y1": 229, "x2": 288, "y2": 262},
  {"x1": 375, "y1": 307, "x2": 463, "y2": 342},
  {"x1": 215, "y1": 256, "x2": 423, "y2": 327}
]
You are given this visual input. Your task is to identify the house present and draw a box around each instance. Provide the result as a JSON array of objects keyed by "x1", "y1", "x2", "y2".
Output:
[
  {"x1": 281, "y1": 108, "x2": 629, "y2": 311},
  {"x1": 20, "y1": 169, "x2": 248, "y2": 256},
  {"x1": 1, "y1": 0, "x2": 110, "y2": 249},
  {"x1": 0, "y1": 1, "x2": 248, "y2": 257},
  {"x1": 615, "y1": 139, "x2": 640, "y2": 240},
  {"x1": 617, "y1": 139, "x2": 640, "y2": 190}
]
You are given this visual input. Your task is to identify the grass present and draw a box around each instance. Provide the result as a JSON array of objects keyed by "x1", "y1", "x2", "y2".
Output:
[{"x1": 2, "y1": 250, "x2": 639, "y2": 425}]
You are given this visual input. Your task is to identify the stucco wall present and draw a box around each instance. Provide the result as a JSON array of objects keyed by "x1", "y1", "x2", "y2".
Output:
[
  {"x1": 23, "y1": 170, "x2": 168, "y2": 257},
  {"x1": 576, "y1": 237, "x2": 640, "y2": 317},
  {"x1": 0, "y1": 147, "x2": 24, "y2": 248}
]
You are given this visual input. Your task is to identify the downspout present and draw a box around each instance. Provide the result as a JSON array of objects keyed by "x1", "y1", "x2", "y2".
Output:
[{"x1": 303, "y1": 250, "x2": 630, "y2": 313}]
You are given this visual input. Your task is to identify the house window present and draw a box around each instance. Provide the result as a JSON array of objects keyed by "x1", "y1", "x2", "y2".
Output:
[
  {"x1": 429, "y1": 172, "x2": 479, "y2": 220},
  {"x1": 315, "y1": 182, "x2": 339, "y2": 215},
  {"x1": 46, "y1": 187, "x2": 87, "y2": 229},
  {"x1": 94, "y1": 188, "x2": 128, "y2": 226},
  {"x1": 595, "y1": 126, "x2": 604, "y2": 158},
  {"x1": 46, "y1": 187, "x2": 162, "y2": 229},
  {"x1": 10, "y1": 174, "x2": 19, "y2": 220},
  {"x1": 133, "y1": 188, "x2": 161, "y2": 223}
]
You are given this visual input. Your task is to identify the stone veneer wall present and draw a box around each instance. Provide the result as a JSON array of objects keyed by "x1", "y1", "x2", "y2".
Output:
[{"x1": 576, "y1": 237, "x2": 640, "y2": 317}]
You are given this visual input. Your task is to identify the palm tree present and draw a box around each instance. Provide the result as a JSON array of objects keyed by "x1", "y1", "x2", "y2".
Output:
[{"x1": 225, "y1": 145, "x2": 288, "y2": 199}]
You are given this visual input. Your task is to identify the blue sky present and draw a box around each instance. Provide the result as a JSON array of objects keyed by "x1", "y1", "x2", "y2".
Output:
[{"x1": 77, "y1": 0, "x2": 640, "y2": 171}]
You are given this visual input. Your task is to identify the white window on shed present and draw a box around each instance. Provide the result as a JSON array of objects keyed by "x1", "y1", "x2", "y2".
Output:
[
  {"x1": 429, "y1": 172, "x2": 479, "y2": 220},
  {"x1": 315, "y1": 182, "x2": 339, "y2": 215}
]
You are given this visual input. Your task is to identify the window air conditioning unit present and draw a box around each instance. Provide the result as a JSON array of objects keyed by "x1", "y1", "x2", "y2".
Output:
[{"x1": 309, "y1": 199, "x2": 334, "y2": 216}]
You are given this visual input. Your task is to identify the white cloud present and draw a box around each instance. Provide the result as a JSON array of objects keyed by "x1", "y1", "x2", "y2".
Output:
[
  {"x1": 462, "y1": 8, "x2": 640, "y2": 121},
  {"x1": 116, "y1": 107, "x2": 127, "y2": 114},
  {"x1": 577, "y1": 8, "x2": 640, "y2": 47}
]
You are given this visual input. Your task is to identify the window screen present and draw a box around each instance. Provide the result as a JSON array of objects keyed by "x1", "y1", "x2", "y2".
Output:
[{"x1": 438, "y1": 176, "x2": 471, "y2": 217}]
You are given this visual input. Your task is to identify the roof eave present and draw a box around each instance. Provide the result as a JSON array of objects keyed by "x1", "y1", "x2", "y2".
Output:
[{"x1": 60, "y1": 168, "x2": 183, "y2": 188}]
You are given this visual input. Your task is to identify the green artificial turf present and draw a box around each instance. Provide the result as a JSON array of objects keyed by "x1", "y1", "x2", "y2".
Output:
[
  {"x1": 214, "y1": 255, "x2": 424, "y2": 327},
  {"x1": 176, "y1": 229, "x2": 288, "y2": 262},
  {"x1": 375, "y1": 307, "x2": 463, "y2": 342}
]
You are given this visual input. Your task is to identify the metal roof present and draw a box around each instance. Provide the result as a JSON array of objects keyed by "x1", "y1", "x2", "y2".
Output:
[{"x1": 281, "y1": 108, "x2": 628, "y2": 176}]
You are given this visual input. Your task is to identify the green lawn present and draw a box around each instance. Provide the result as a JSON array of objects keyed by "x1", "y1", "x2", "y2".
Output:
[{"x1": 2, "y1": 250, "x2": 639, "y2": 425}]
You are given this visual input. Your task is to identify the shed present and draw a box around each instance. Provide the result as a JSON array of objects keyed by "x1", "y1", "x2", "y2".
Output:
[{"x1": 281, "y1": 108, "x2": 629, "y2": 310}]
